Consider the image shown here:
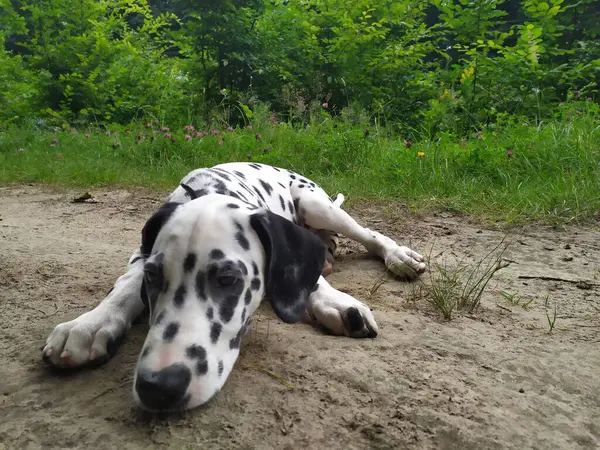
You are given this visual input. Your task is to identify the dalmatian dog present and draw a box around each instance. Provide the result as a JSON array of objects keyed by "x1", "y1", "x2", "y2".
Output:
[{"x1": 41, "y1": 162, "x2": 426, "y2": 412}]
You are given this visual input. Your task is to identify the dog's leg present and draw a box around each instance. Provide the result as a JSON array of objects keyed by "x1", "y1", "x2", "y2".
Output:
[
  {"x1": 296, "y1": 191, "x2": 426, "y2": 279},
  {"x1": 41, "y1": 250, "x2": 146, "y2": 369},
  {"x1": 306, "y1": 276, "x2": 379, "y2": 338}
]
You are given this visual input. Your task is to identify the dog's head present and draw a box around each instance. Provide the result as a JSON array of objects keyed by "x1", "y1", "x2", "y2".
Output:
[{"x1": 133, "y1": 195, "x2": 325, "y2": 411}]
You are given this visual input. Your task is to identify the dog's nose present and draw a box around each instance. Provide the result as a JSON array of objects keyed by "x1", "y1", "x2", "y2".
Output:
[{"x1": 135, "y1": 363, "x2": 191, "y2": 410}]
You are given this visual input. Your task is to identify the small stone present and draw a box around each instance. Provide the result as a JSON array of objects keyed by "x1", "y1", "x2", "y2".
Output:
[
  {"x1": 519, "y1": 388, "x2": 525, "y2": 393},
  {"x1": 561, "y1": 256, "x2": 573, "y2": 262},
  {"x1": 564, "y1": 244, "x2": 571, "y2": 249}
]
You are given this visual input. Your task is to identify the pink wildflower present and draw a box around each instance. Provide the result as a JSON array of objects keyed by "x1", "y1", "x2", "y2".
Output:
[
  {"x1": 322, "y1": 102, "x2": 328, "y2": 109},
  {"x1": 185, "y1": 135, "x2": 192, "y2": 141},
  {"x1": 211, "y1": 129, "x2": 220, "y2": 136},
  {"x1": 161, "y1": 126, "x2": 169, "y2": 132},
  {"x1": 255, "y1": 134, "x2": 262, "y2": 141}
]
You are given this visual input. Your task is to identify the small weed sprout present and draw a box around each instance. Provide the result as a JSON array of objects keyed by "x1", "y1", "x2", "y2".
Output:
[
  {"x1": 409, "y1": 237, "x2": 511, "y2": 320},
  {"x1": 501, "y1": 291, "x2": 535, "y2": 309},
  {"x1": 544, "y1": 295, "x2": 557, "y2": 333}
]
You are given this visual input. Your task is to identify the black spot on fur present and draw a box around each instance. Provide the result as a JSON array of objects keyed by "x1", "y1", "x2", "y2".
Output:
[
  {"x1": 206, "y1": 307, "x2": 214, "y2": 320},
  {"x1": 183, "y1": 253, "x2": 196, "y2": 273},
  {"x1": 252, "y1": 185, "x2": 266, "y2": 203},
  {"x1": 279, "y1": 195, "x2": 286, "y2": 211},
  {"x1": 259, "y1": 179, "x2": 273, "y2": 196},
  {"x1": 229, "y1": 323, "x2": 247, "y2": 349},
  {"x1": 290, "y1": 174, "x2": 296, "y2": 180},
  {"x1": 195, "y1": 188, "x2": 208, "y2": 197},
  {"x1": 227, "y1": 203, "x2": 240, "y2": 209},
  {"x1": 218, "y1": 360, "x2": 224, "y2": 376},
  {"x1": 241, "y1": 307, "x2": 246, "y2": 322},
  {"x1": 244, "y1": 288, "x2": 252, "y2": 305},
  {"x1": 210, "y1": 322, "x2": 222, "y2": 343},
  {"x1": 288, "y1": 201, "x2": 294, "y2": 214},
  {"x1": 236, "y1": 190, "x2": 248, "y2": 201},
  {"x1": 196, "y1": 271, "x2": 206, "y2": 299},
  {"x1": 293, "y1": 198, "x2": 300, "y2": 214},
  {"x1": 180, "y1": 183, "x2": 198, "y2": 199},
  {"x1": 298, "y1": 184, "x2": 305, "y2": 188},
  {"x1": 186, "y1": 344, "x2": 206, "y2": 360},
  {"x1": 213, "y1": 179, "x2": 228, "y2": 192},
  {"x1": 141, "y1": 346, "x2": 151, "y2": 358},
  {"x1": 249, "y1": 163, "x2": 262, "y2": 170},
  {"x1": 252, "y1": 262, "x2": 259, "y2": 276},
  {"x1": 233, "y1": 170, "x2": 246, "y2": 179},
  {"x1": 163, "y1": 322, "x2": 180, "y2": 342},
  {"x1": 236, "y1": 232, "x2": 250, "y2": 251},
  {"x1": 238, "y1": 260, "x2": 248, "y2": 275},
  {"x1": 250, "y1": 278, "x2": 261, "y2": 291},
  {"x1": 155, "y1": 311, "x2": 165, "y2": 325},
  {"x1": 210, "y1": 168, "x2": 231, "y2": 181},
  {"x1": 130, "y1": 256, "x2": 143, "y2": 265},
  {"x1": 310, "y1": 182, "x2": 316, "y2": 188},
  {"x1": 228, "y1": 192, "x2": 241, "y2": 201},
  {"x1": 220, "y1": 295, "x2": 239, "y2": 323},
  {"x1": 196, "y1": 361, "x2": 209, "y2": 375},
  {"x1": 346, "y1": 307, "x2": 365, "y2": 333},
  {"x1": 300, "y1": 178, "x2": 308, "y2": 184},
  {"x1": 210, "y1": 249, "x2": 225, "y2": 259},
  {"x1": 174, "y1": 284, "x2": 186, "y2": 307},
  {"x1": 278, "y1": 182, "x2": 286, "y2": 189}
]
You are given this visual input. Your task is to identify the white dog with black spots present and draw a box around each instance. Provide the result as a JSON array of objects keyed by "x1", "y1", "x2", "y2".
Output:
[{"x1": 41, "y1": 162, "x2": 426, "y2": 411}]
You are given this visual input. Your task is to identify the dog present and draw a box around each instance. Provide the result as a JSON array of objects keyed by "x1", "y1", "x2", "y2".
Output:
[{"x1": 41, "y1": 162, "x2": 426, "y2": 411}]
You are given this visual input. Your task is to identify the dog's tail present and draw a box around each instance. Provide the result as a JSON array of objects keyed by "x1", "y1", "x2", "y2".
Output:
[{"x1": 332, "y1": 193, "x2": 345, "y2": 208}]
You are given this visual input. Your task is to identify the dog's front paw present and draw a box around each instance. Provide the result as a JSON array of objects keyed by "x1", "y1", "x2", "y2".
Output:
[
  {"x1": 384, "y1": 245, "x2": 426, "y2": 280},
  {"x1": 41, "y1": 308, "x2": 128, "y2": 369},
  {"x1": 307, "y1": 286, "x2": 378, "y2": 338}
]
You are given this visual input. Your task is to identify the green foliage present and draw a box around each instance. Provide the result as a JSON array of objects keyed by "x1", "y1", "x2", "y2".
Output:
[
  {"x1": 1, "y1": 101, "x2": 599, "y2": 223},
  {"x1": 0, "y1": 0, "x2": 598, "y2": 130}
]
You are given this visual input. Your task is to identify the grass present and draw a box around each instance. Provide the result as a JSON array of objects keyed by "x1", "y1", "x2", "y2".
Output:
[
  {"x1": 409, "y1": 238, "x2": 510, "y2": 320},
  {"x1": 0, "y1": 101, "x2": 599, "y2": 223}
]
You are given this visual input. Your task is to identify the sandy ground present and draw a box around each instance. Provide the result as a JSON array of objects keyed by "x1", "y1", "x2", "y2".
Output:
[{"x1": 0, "y1": 184, "x2": 599, "y2": 450}]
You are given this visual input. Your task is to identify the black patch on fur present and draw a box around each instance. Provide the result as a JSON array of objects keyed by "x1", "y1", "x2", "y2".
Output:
[
  {"x1": 293, "y1": 198, "x2": 300, "y2": 215},
  {"x1": 227, "y1": 203, "x2": 240, "y2": 209},
  {"x1": 229, "y1": 322, "x2": 248, "y2": 349},
  {"x1": 195, "y1": 188, "x2": 208, "y2": 198},
  {"x1": 236, "y1": 231, "x2": 250, "y2": 251},
  {"x1": 288, "y1": 201, "x2": 294, "y2": 214},
  {"x1": 163, "y1": 322, "x2": 180, "y2": 342},
  {"x1": 244, "y1": 288, "x2": 252, "y2": 305},
  {"x1": 210, "y1": 322, "x2": 222, "y2": 343},
  {"x1": 249, "y1": 211, "x2": 326, "y2": 323},
  {"x1": 206, "y1": 307, "x2": 214, "y2": 320},
  {"x1": 218, "y1": 360, "x2": 224, "y2": 376},
  {"x1": 155, "y1": 311, "x2": 165, "y2": 325},
  {"x1": 278, "y1": 182, "x2": 286, "y2": 189},
  {"x1": 345, "y1": 307, "x2": 364, "y2": 332},
  {"x1": 210, "y1": 168, "x2": 232, "y2": 181},
  {"x1": 300, "y1": 178, "x2": 308, "y2": 184},
  {"x1": 141, "y1": 202, "x2": 180, "y2": 256},
  {"x1": 228, "y1": 192, "x2": 241, "y2": 201},
  {"x1": 252, "y1": 262, "x2": 259, "y2": 276},
  {"x1": 250, "y1": 278, "x2": 261, "y2": 291},
  {"x1": 279, "y1": 195, "x2": 286, "y2": 211},
  {"x1": 241, "y1": 307, "x2": 246, "y2": 322},
  {"x1": 183, "y1": 253, "x2": 197, "y2": 273},
  {"x1": 259, "y1": 179, "x2": 273, "y2": 196},
  {"x1": 174, "y1": 284, "x2": 186, "y2": 307},
  {"x1": 210, "y1": 249, "x2": 225, "y2": 259},
  {"x1": 233, "y1": 170, "x2": 246, "y2": 179},
  {"x1": 196, "y1": 360, "x2": 209, "y2": 375},
  {"x1": 298, "y1": 184, "x2": 305, "y2": 188},
  {"x1": 252, "y1": 185, "x2": 266, "y2": 203},
  {"x1": 310, "y1": 182, "x2": 316, "y2": 188},
  {"x1": 186, "y1": 344, "x2": 207, "y2": 360},
  {"x1": 249, "y1": 163, "x2": 262, "y2": 170},
  {"x1": 213, "y1": 179, "x2": 228, "y2": 192},
  {"x1": 220, "y1": 295, "x2": 239, "y2": 323},
  {"x1": 236, "y1": 190, "x2": 248, "y2": 201},
  {"x1": 180, "y1": 183, "x2": 198, "y2": 199},
  {"x1": 130, "y1": 256, "x2": 143, "y2": 265},
  {"x1": 238, "y1": 260, "x2": 248, "y2": 275},
  {"x1": 141, "y1": 346, "x2": 151, "y2": 358},
  {"x1": 290, "y1": 174, "x2": 296, "y2": 180},
  {"x1": 196, "y1": 271, "x2": 206, "y2": 299}
]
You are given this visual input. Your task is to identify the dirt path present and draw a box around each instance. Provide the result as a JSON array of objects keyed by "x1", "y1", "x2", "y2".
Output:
[{"x1": 0, "y1": 184, "x2": 599, "y2": 450}]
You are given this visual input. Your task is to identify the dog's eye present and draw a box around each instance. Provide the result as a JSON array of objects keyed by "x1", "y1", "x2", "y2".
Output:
[
  {"x1": 144, "y1": 265, "x2": 162, "y2": 287},
  {"x1": 217, "y1": 275, "x2": 238, "y2": 286}
]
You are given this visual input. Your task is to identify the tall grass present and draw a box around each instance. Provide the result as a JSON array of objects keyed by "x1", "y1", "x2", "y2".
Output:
[{"x1": 0, "y1": 101, "x2": 598, "y2": 223}]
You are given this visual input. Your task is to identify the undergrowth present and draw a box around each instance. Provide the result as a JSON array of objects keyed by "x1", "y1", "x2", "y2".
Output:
[{"x1": 0, "y1": 101, "x2": 599, "y2": 224}]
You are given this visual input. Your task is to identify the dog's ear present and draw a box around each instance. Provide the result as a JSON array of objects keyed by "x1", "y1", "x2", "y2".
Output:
[
  {"x1": 140, "y1": 202, "x2": 181, "y2": 256},
  {"x1": 250, "y1": 210, "x2": 326, "y2": 323}
]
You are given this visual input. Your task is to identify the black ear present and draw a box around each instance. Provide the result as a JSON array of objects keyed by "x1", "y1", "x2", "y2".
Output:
[
  {"x1": 140, "y1": 202, "x2": 181, "y2": 256},
  {"x1": 250, "y1": 211, "x2": 326, "y2": 323}
]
